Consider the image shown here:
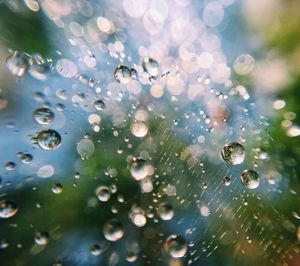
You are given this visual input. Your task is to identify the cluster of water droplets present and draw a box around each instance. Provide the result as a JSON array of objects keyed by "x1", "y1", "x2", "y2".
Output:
[
  {"x1": 0, "y1": 0, "x2": 289, "y2": 265},
  {"x1": 221, "y1": 142, "x2": 260, "y2": 189}
]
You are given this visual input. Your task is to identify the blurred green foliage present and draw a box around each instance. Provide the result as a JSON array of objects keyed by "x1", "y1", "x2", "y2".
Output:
[{"x1": 0, "y1": 3, "x2": 51, "y2": 55}]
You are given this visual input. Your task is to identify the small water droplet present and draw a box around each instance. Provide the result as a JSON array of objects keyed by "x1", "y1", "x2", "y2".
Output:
[
  {"x1": 142, "y1": 57, "x2": 159, "y2": 76},
  {"x1": 33, "y1": 108, "x2": 54, "y2": 125},
  {"x1": 148, "y1": 76, "x2": 157, "y2": 84},
  {"x1": 103, "y1": 219, "x2": 124, "y2": 241},
  {"x1": 0, "y1": 200, "x2": 18, "y2": 218},
  {"x1": 34, "y1": 231, "x2": 49, "y2": 245},
  {"x1": 28, "y1": 55, "x2": 50, "y2": 80},
  {"x1": 95, "y1": 186, "x2": 111, "y2": 202},
  {"x1": 130, "y1": 158, "x2": 149, "y2": 181},
  {"x1": 240, "y1": 170, "x2": 260, "y2": 189},
  {"x1": 164, "y1": 235, "x2": 187, "y2": 258},
  {"x1": 90, "y1": 243, "x2": 102, "y2": 256},
  {"x1": 126, "y1": 250, "x2": 138, "y2": 262},
  {"x1": 130, "y1": 68, "x2": 137, "y2": 79},
  {"x1": 222, "y1": 176, "x2": 231, "y2": 186},
  {"x1": 158, "y1": 202, "x2": 174, "y2": 221},
  {"x1": 5, "y1": 162, "x2": 16, "y2": 171},
  {"x1": 52, "y1": 183, "x2": 63, "y2": 194},
  {"x1": 114, "y1": 65, "x2": 132, "y2": 84},
  {"x1": 20, "y1": 153, "x2": 33, "y2": 164},
  {"x1": 0, "y1": 239, "x2": 9, "y2": 249},
  {"x1": 94, "y1": 99, "x2": 106, "y2": 110}
]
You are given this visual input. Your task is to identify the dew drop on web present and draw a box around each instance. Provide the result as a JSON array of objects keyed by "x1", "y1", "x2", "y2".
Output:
[
  {"x1": 102, "y1": 219, "x2": 124, "y2": 241},
  {"x1": 164, "y1": 235, "x2": 187, "y2": 258},
  {"x1": 221, "y1": 142, "x2": 246, "y2": 165},
  {"x1": 37, "y1": 129, "x2": 61, "y2": 151},
  {"x1": 0, "y1": 200, "x2": 18, "y2": 219},
  {"x1": 240, "y1": 169, "x2": 260, "y2": 189}
]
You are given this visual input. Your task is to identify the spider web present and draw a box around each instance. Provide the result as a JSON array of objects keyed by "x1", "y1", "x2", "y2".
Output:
[{"x1": 0, "y1": 1, "x2": 298, "y2": 266}]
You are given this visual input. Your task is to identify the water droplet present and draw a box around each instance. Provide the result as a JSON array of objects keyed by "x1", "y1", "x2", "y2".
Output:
[
  {"x1": 0, "y1": 239, "x2": 9, "y2": 249},
  {"x1": 33, "y1": 108, "x2": 54, "y2": 125},
  {"x1": 94, "y1": 99, "x2": 106, "y2": 110},
  {"x1": 37, "y1": 129, "x2": 61, "y2": 151},
  {"x1": 20, "y1": 153, "x2": 33, "y2": 164},
  {"x1": 6, "y1": 51, "x2": 30, "y2": 76},
  {"x1": 103, "y1": 219, "x2": 124, "y2": 241},
  {"x1": 158, "y1": 202, "x2": 174, "y2": 221},
  {"x1": 52, "y1": 183, "x2": 63, "y2": 194},
  {"x1": 242, "y1": 198, "x2": 248, "y2": 206},
  {"x1": 0, "y1": 200, "x2": 18, "y2": 218},
  {"x1": 222, "y1": 176, "x2": 231, "y2": 186},
  {"x1": 5, "y1": 162, "x2": 16, "y2": 170},
  {"x1": 130, "y1": 158, "x2": 149, "y2": 181},
  {"x1": 164, "y1": 235, "x2": 187, "y2": 258},
  {"x1": 114, "y1": 65, "x2": 132, "y2": 84},
  {"x1": 90, "y1": 243, "x2": 102, "y2": 256},
  {"x1": 148, "y1": 76, "x2": 157, "y2": 84},
  {"x1": 53, "y1": 260, "x2": 63, "y2": 266},
  {"x1": 95, "y1": 186, "x2": 111, "y2": 202},
  {"x1": 240, "y1": 170, "x2": 260, "y2": 189},
  {"x1": 126, "y1": 250, "x2": 138, "y2": 262},
  {"x1": 221, "y1": 142, "x2": 245, "y2": 165},
  {"x1": 28, "y1": 55, "x2": 50, "y2": 80},
  {"x1": 130, "y1": 68, "x2": 137, "y2": 79},
  {"x1": 142, "y1": 57, "x2": 159, "y2": 76},
  {"x1": 34, "y1": 231, "x2": 49, "y2": 245},
  {"x1": 130, "y1": 120, "x2": 148, "y2": 138}
]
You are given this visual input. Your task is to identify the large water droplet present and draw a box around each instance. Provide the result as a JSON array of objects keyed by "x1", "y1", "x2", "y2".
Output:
[
  {"x1": 240, "y1": 169, "x2": 260, "y2": 189},
  {"x1": 33, "y1": 108, "x2": 54, "y2": 125},
  {"x1": 0, "y1": 200, "x2": 18, "y2": 219},
  {"x1": 114, "y1": 65, "x2": 132, "y2": 84},
  {"x1": 164, "y1": 235, "x2": 187, "y2": 258},
  {"x1": 142, "y1": 57, "x2": 159, "y2": 76},
  {"x1": 221, "y1": 142, "x2": 245, "y2": 165},
  {"x1": 103, "y1": 219, "x2": 124, "y2": 241},
  {"x1": 37, "y1": 129, "x2": 61, "y2": 151}
]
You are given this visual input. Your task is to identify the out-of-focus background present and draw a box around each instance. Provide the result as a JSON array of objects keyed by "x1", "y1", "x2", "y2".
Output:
[{"x1": 0, "y1": 0, "x2": 300, "y2": 265}]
